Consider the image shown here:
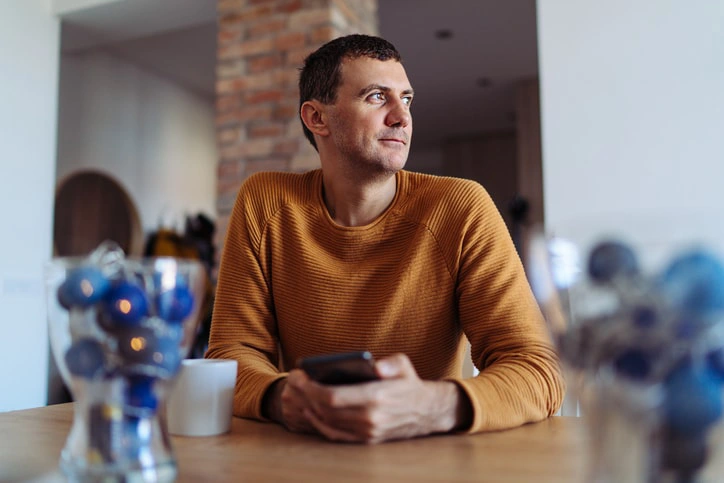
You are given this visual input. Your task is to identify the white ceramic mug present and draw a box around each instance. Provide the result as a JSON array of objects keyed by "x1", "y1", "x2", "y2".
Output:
[{"x1": 166, "y1": 358, "x2": 237, "y2": 437}]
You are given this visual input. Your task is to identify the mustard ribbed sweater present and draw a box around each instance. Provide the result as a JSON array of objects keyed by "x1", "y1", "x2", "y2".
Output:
[{"x1": 207, "y1": 169, "x2": 564, "y2": 433}]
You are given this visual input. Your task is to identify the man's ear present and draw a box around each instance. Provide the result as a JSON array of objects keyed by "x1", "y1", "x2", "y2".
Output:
[{"x1": 300, "y1": 100, "x2": 330, "y2": 138}]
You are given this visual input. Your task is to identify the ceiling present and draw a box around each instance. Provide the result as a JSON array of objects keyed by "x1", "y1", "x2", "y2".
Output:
[{"x1": 59, "y1": 0, "x2": 539, "y2": 149}]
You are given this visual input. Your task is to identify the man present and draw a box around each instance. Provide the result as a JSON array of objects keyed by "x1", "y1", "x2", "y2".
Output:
[{"x1": 206, "y1": 34, "x2": 564, "y2": 443}]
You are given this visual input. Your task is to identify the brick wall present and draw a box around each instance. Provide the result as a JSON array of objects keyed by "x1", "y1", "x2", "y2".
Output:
[{"x1": 215, "y1": 0, "x2": 378, "y2": 253}]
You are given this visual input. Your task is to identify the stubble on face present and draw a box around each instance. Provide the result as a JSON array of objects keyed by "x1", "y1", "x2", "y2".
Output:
[
  {"x1": 328, "y1": 110, "x2": 409, "y2": 180},
  {"x1": 326, "y1": 57, "x2": 413, "y2": 181}
]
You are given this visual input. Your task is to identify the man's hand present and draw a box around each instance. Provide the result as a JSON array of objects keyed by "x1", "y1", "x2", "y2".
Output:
[
  {"x1": 263, "y1": 375, "x2": 317, "y2": 434},
  {"x1": 285, "y1": 353, "x2": 473, "y2": 444}
]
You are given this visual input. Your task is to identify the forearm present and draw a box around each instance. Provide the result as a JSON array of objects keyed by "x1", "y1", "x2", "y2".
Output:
[
  {"x1": 457, "y1": 348, "x2": 565, "y2": 432},
  {"x1": 205, "y1": 338, "x2": 286, "y2": 420}
]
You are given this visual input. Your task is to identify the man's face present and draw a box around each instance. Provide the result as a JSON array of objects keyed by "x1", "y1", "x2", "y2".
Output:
[{"x1": 325, "y1": 56, "x2": 413, "y2": 175}]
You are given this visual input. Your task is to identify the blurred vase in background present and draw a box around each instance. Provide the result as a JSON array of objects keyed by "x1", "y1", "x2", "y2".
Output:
[{"x1": 525, "y1": 215, "x2": 724, "y2": 483}]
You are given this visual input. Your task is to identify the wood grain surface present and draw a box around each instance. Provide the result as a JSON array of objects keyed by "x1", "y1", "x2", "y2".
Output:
[{"x1": 0, "y1": 403, "x2": 589, "y2": 482}]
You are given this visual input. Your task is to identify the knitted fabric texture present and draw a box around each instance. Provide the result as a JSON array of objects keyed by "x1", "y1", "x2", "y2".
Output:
[{"x1": 207, "y1": 169, "x2": 564, "y2": 433}]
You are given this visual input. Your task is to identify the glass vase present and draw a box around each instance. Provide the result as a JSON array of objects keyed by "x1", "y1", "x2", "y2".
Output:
[
  {"x1": 45, "y1": 248, "x2": 204, "y2": 482},
  {"x1": 526, "y1": 216, "x2": 724, "y2": 482}
]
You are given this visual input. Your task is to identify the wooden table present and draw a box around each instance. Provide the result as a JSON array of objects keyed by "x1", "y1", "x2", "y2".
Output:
[{"x1": 1, "y1": 403, "x2": 586, "y2": 482}]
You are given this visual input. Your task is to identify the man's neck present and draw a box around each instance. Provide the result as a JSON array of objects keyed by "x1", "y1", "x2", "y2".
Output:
[{"x1": 321, "y1": 171, "x2": 398, "y2": 227}]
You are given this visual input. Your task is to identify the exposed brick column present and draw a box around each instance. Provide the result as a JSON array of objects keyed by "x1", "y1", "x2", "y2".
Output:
[{"x1": 215, "y1": 0, "x2": 378, "y2": 252}]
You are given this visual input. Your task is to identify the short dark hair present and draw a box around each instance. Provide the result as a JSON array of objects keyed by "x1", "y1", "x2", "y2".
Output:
[{"x1": 298, "y1": 34, "x2": 402, "y2": 150}]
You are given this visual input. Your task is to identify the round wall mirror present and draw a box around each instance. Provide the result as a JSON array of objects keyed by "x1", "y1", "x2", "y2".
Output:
[{"x1": 53, "y1": 170, "x2": 143, "y2": 257}]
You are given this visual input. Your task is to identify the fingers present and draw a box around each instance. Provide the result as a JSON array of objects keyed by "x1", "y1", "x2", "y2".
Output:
[
  {"x1": 286, "y1": 368, "x2": 311, "y2": 385},
  {"x1": 375, "y1": 353, "x2": 416, "y2": 380},
  {"x1": 305, "y1": 379, "x2": 381, "y2": 409},
  {"x1": 284, "y1": 355, "x2": 427, "y2": 444},
  {"x1": 305, "y1": 406, "x2": 390, "y2": 444},
  {"x1": 284, "y1": 370, "x2": 374, "y2": 435},
  {"x1": 282, "y1": 371, "x2": 370, "y2": 442},
  {"x1": 287, "y1": 371, "x2": 382, "y2": 437},
  {"x1": 304, "y1": 408, "x2": 362, "y2": 443},
  {"x1": 288, "y1": 354, "x2": 420, "y2": 409},
  {"x1": 279, "y1": 370, "x2": 317, "y2": 434}
]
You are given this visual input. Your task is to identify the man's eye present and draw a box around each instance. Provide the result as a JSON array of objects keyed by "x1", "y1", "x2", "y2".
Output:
[
  {"x1": 369, "y1": 92, "x2": 384, "y2": 102},
  {"x1": 402, "y1": 96, "x2": 413, "y2": 106}
]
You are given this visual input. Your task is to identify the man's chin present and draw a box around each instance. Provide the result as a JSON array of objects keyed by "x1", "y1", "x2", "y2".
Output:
[
  {"x1": 348, "y1": 152, "x2": 409, "y2": 179},
  {"x1": 383, "y1": 151, "x2": 409, "y2": 170},
  {"x1": 376, "y1": 157, "x2": 408, "y2": 176}
]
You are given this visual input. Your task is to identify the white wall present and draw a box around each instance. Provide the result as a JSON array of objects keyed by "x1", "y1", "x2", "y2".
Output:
[
  {"x1": 56, "y1": 49, "x2": 217, "y2": 235},
  {"x1": 537, "y1": 1, "x2": 724, "y2": 417},
  {"x1": 0, "y1": 1, "x2": 60, "y2": 412},
  {"x1": 537, "y1": 1, "x2": 724, "y2": 233}
]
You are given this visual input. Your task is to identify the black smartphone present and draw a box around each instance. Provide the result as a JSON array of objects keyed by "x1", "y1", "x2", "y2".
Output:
[{"x1": 298, "y1": 351, "x2": 379, "y2": 385}]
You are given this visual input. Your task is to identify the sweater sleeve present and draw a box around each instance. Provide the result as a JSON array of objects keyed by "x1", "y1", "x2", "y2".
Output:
[
  {"x1": 450, "y1": 186, "x2": 565, "y2": 433},
  {"x1": 205, "y1": 177, "x2": 286, "y2": 420}
]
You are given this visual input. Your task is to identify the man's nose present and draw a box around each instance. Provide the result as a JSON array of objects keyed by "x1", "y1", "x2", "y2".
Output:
[{"x1": 385, "y1": 99, "x2": 411, "y2": 128}]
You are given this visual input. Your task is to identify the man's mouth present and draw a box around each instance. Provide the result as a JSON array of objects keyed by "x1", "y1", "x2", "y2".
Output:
[
  {"x1": 378, "y1": 132, "x2": 409, "y2": 145},
  {"x1": 379, "y1": 138, "x2": 406, "y2": 145}
]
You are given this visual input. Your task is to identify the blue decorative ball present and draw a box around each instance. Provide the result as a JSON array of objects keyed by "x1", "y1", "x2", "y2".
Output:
[
  {"x1": 105, "y1": 281, "x2": 148, "y2": 326},
  {"x1": 706, "y1": 349, "x2": 724, "y2": 381},
  {"x1": 661, "y1": 249, "x2": 724, "y2": 315},
  {"x1": 58, "y1": 266, "x2": 110, "y2": 308},
  {"x1": 587, "y1": 240, "x2": 639, "y2": 283},
  {"x1": 118, "y1": 326, "x2": 158, "y2": 364},
  {"x1": 664, "y1": 363, "x2": 723, "y2": 435},
  {"x1": 126, "y1": 375, "x2": 158, "y2": 411},
  {"x1": 65, "y1": 338, "x2": 106, "y2": 378},
  {"x1": 156, "y1": 286, "x2": 195, "y2": 322},
  {"x1": 673, "y1": 318, "x2": 701, "y2": 340},
  {"x1": 631, "y1": 305, "x2": 658, "y2": 329},
  {"x1": 613, "y1": 348, "x2": 652, "y2": 380},
  {"x1": 117, "y1": 327, "x2": 182, "y2": 376},
  {"x1": 152, "y1": 335, "x2": 183, "y2": 376}
]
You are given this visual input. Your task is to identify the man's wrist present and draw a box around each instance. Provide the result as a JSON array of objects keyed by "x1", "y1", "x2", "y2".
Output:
[
  {"x1": 452, "y1": 382, "x2": 473, "y2": 431},
  {"x1": 430, "y1": 381, "x2": 473, "y2": 433},
  {"x1": 261, "y1": 378, "x2": 286, "y2": 424}
]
